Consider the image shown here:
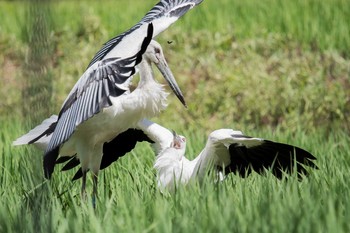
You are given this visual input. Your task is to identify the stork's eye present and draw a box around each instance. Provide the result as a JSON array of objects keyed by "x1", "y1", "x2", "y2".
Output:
[{"x1": 154, "y1": 47, "x2": 161, "y2": 54}]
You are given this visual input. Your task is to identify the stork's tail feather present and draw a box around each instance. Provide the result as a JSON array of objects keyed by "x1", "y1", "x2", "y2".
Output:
[
  {"x1": 43, "y1": 147, "x2": 60, "y2": 179},
  {"x1": 12, "y1": 115, "x2": 58, "y2": 150},
  {"x1": 55, "y1": 156, "x2": 73, "y2": 164},
  {"x1": 72, "y1": 168, "x2": 83, "y2": 181},
  {"x1": 61, "y1": 158, "x2": 80, "y2": 171}
]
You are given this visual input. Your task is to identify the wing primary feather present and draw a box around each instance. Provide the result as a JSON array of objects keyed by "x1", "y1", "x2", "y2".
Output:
[
  {"x1": 227, "y1": 140, "x2": 317, "y2": 179},
  {"x1": 56, "y1": 156, "x2": 74, "y2": 164},
  {"x1": 90, "y1": 80, "x2": 99, "y2": 115},
  {"x1": 61, "y1": 158, "x2": 80, "y2": 171},
  {"x1": 58, "y1": 89, "x2": 77, "y2": 118},
  {"x1": 168, "y1": 4, "x2": 192, "y2": 18},
  {"x1": 75, "y1": 96, "x2": 84, "y2": 127},
  {"x1": 72, "y1": 168, "x2": 83, "y2": 181},
  {"x1": 80, "y1": 91, "x2": 91, "y2": 124}
]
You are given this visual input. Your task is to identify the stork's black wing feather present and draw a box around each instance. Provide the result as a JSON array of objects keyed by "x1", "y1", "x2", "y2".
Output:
[
  {"x1": 55, "y1": 156, "x2": 73, "y2": 164},
  {"x1": 61, "y1": 157, "x2": 80, "y2": 171},
  {"x1": 58, "y1": 128, "x2": 153, "y2": 181},
  {"x1": 101, "y1": 128, "x2": 153, "y2": 170},
  {"x1": 226, "y1": 140, "x2": 317, "y2": 179}
]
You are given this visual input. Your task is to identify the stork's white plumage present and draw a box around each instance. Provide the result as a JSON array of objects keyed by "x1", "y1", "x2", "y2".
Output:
[
  {"x1": 14, "y1": 0, "x2": 204, "y2": 204},
  {"x1": 153, "y1": 132, "x2": 192, "y2": 192}
]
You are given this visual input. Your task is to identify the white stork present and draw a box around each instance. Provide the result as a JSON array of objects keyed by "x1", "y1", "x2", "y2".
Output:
[
  {"x1": 14, "y1": 0, "x2": 204, "y2": 204},
  {"x1": 153, "y1": 128, "x2": 317, "y2": 192},
  {"x1": 15, "y1": 117, "x2": 317, "y2": 193}
]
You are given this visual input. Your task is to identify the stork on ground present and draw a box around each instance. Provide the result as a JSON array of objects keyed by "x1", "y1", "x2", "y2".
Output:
[
  {"x1": 14, "y1": 0, "x2": 204, "y2": 205},
  {"x1": 154, "y1": 128, "x2": 317, "y2": 192},
  {"x1": 16, "y1": 117, "x2": 317, "y2": 193}
]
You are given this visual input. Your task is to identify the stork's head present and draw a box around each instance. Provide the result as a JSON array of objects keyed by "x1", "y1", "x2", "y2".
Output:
[
  {"x1": 143, "y1": 40, "x2": 186, "y2": 107},
  {"x1": 170, "y1": 130, "x2": 186, "y2": 157}
]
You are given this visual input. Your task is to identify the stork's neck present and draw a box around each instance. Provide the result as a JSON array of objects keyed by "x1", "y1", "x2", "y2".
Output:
[
  {"x1": 138, "y1": 59, "x2": 156, "y2": 87},
  {"x1": 131, "y1": 59, "x2": 168, "y2": 118}
]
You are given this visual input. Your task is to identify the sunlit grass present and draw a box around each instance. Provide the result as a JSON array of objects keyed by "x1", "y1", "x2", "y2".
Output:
[
  {"x1": 1, "y1": 118, "x2": 350, "y2": 232},
  {"x1": 1, "y1": 0, "x2": 349, "y2": 53}
]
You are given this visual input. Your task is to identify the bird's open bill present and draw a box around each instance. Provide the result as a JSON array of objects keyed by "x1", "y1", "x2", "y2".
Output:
[
  {"x1": 171, "y1": 129, "x2": 183, "y2": 149},
  {"x1": 170, "y1": 130, "x2": 178, "y2": 147},
  {"x1": 155, "y1": 58, "x2": 187, "y2": 107}
]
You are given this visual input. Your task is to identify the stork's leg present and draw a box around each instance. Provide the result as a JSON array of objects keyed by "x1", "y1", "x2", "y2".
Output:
[
  {"x1": 88, "y1": 145, "x2": 103, "y2": 209},
  {"x1": 81, "y1": 169, "x2": 88, "y2": 201},
  {"x1": 92, "y1": 173, "x2": 98, "y2": 209}
]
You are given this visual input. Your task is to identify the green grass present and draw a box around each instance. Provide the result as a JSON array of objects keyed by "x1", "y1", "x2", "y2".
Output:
[
  {"x1": 1, "y1": 0, "x2": 349, "y2": 53},
  {"x1": 1, "y1": 118, "x2": 350, "y2": 232},
  {"x1": 0, "y1": 0, "x2": 350, "y2": 232}
]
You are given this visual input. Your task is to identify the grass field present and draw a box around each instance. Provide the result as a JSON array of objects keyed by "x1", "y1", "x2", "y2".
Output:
[
  {"x1": 0, "y1": 0, "x2": 350, "y2": 232},
  {"x1": 1, "y1": 119, "x2": 350, "y2": 232}
]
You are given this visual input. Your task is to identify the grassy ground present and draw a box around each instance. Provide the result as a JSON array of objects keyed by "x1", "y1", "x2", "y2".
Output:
[
  {"x1": 1, "y1": 119, "x2": 350, "y2": 232},
  {"x1": 0, "y1": 0, "x2": 350, "y2": 232}
]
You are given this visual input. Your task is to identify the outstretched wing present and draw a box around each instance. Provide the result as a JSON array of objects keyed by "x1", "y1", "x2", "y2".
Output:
[
  {"x1": 88, "y1": 0, "x2": 204, "y2": 68},
  {"x1": 226, "y1": 134, "x2": 317, "y2": 178},
  {"x1": 43, "y1": 24, "x2": 154, "y2": 178}
]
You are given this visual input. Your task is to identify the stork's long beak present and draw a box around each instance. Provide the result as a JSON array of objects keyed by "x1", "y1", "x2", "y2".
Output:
[
  {"x1": 155, "y1": 58, "x2": 187, "y2": 107},
  {"x1": 171, "y1": 129, "x2": 178, "y2": 138},
  {"x1": 171, "y1": 130, "x2": 181, "y2": 148}
]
